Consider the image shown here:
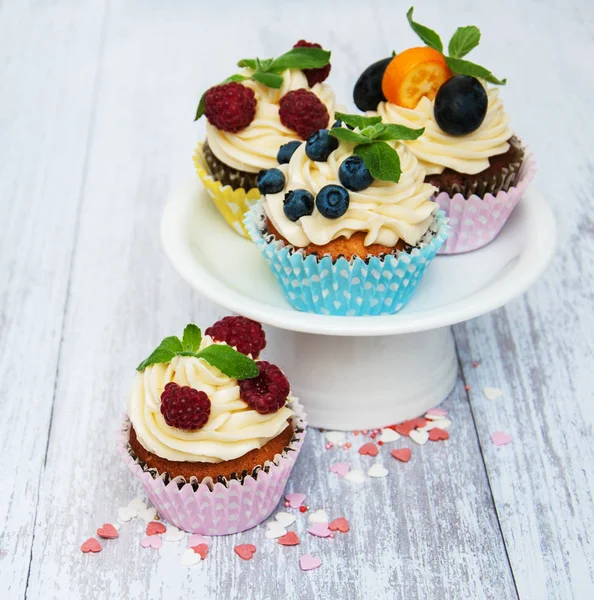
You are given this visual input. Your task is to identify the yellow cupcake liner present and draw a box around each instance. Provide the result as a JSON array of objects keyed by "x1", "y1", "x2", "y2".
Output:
[{"x1": 193, "y1": 143, "x2": 261, "y2": 238}]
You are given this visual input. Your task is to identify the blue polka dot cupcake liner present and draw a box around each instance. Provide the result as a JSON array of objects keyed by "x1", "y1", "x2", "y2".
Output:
[{"x1": 244, "y1": 203, "x2": 450, "y2": 316}]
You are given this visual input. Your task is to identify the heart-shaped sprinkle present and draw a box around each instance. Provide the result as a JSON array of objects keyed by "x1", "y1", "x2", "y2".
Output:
[
  {"x1": 138, "y1": 507, "x2": 158, "y2": 522},
  {"x1": 308, "y1": 509, "x2": 329, "y2": 524},
  {"x1": 325, "y1": 431, "x2": 345, "y2": 445},
  {"x1": 265, "y1": 521, "x2": 287, "y2": 539},
  {"x1": 329, "y1": 463, "x2": 350, "y2": 478},
  {"x1": 146, "y1": 521, "x2": 166, "y2": 536},
  {"x1": 328, "y1": 517, "x2": 349, "y2": 533},
  {"x1": 483, "y1": 387, "x2": 503, "y2": 400},
  {"x1": 285, "y1": 493, "x2": 306, "y2": 509},
  {"x1": 379, "y1": 429, "x2": 401, "y2": 443},
  {"x1": 275, "y1": 512, "x2": 296, "y2": 528},
  {"x1": 80, "y1": 538, "x2": 102, "y2": 553},
  {"x1": 367, "y1": 463, "x2": 389, "y2": 478},
  {"x1": 188, "y1": 534, "x2": 210, "y2": 547},
  {"x1": 344, "y1": 469, "x2": 365, "y2": 483},
  {"x1": 300, "y1": 553, "x2": 322, "y2": 571},
  {"x1": 141, "y1": 535, "x2": 162, "y2": 549},
  {"x1": 391, "y1": 448, "x2": 412, "y2": 462},
  {"x1": 278, "y1": 531, "x2": 300, "y2": 546},
  {"x1": 164, "y1": 526, "x2": 185, "y2": 542},
  {"x1": 409, "y1": 429, "x2": 429, "y2": 445},
  {"x1": 308, "y1": 523, "x2": 332, "y2": 538},
  {"x1": 491, "y1": 431, "x2": 512, "y2": 446},
  {"x1": 234, "y1": 544, "x2": 257, "y2": 560},
  {"x1": 358, "y1": 442, "x2": 378, "y2": 457},
  {"x1": 394, "y1": 418, "x2": 426, "y2": 436},
  {"x1": 96, "y1": 524, "x2": 118, "y2": 539},
  {"x1": 425, "y1": 407, "x2": 447, "y2": 417},
  {"x1": 191, "y1": 544, "x2": 208, "y2": 560},
  {"x1": 429, "y1": 427, "x2": 449, "y2": 441},
  {"x1": 117, "y1": 507, "x2": 136, "y2": 522},
  {"x1": 180, "y1": 548, "x2": 201, "y2": 566}
]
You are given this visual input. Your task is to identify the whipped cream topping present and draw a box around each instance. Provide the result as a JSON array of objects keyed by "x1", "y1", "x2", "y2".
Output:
[
  {"x1": 263, "y1": 141, "x2": 437, "y2": 248},
  {"x1": 128, "y1": 336, "x2": 293, "y2": 464},
  {"x1": 206, "y1": 69, "x2": 336, "y2": 174},
  {"x1": 373, "y1": 86, "x2": 512, "y2": 175}
]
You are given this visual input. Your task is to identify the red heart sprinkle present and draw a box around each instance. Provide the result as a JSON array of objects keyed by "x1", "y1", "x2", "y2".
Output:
[
  {"x1": 191, "y1": 543, "x2": 208, "y2": 559},
  {"x1": 429, "y1": 427, "x2": 449, "y2": 441},
  {"x1": 80, "y1": 538, "x2": 102, "y2": 553},
  {"x1": 278, "y1": 531, "x2": 300, "y2": 546},
  {"x1": 395, "y1": 418, "x2": 427, "y2": 436},
  {"x1": 146, "y1": 521, "x2": 166, "y2": 536},
  {"x1": 328, "y1": 517, "x2": 350, "y2": 533},
  {"x1": 358, "y1": 442, "x2": 378, "y2": 457},
  {"x1": 234, "y1": 544, "x2": 257, "y2": 560},
  {"x1": 96, "y1": 524, "x2": 118, "y2": 539},
  {"x1": 391, "y1": 448, "x2": 412, "y2": 462}
]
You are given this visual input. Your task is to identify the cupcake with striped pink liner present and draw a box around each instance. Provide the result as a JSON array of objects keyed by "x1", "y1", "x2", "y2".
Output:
[{"x1": 119, "y1": 318, "x2": 306, "y2": 535}]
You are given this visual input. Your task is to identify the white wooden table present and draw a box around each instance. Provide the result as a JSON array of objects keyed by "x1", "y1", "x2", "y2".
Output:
[{"x1": 1, "y1": 0, "x2": 593, "y2": 598}]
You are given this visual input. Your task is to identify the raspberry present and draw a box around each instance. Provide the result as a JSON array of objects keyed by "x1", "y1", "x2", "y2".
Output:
[
  {"x1": 205, "y1": 316, "x2": 266, "y2": 357},
  {"x1": 239, "y1": 361, "x2": 290, "y2": 415},
  {"x1": 279, "y1": 89, "x2": 329, "y2": 140},
  {"x1": 294, "y1": 40, "x2": 332, "y2": 86},
  {"x1": 204, "y1": 82, "x2": 257, "y2": 133},
  {"x1": 160, "y1": 382, "x2": 211, "y2": 430}
]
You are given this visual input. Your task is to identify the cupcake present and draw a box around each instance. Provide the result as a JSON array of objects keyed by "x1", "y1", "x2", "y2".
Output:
[
  {"x1": 193, "y1": 41, "x2": 337, "y2": 237},
  {"x1": 244, "y1": 113, "x2": 449, "y2": 316},
  {"x1": 119, "y1": 317, "x2": 306, "y2": 535},
  {"x1": 354, "y1": 7, "x2": 536, "y2": 253}
]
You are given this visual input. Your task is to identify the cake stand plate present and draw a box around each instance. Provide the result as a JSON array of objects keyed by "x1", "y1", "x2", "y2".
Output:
[{"x1": 161, "y1": 179, "x2": 555, "y2": 430}]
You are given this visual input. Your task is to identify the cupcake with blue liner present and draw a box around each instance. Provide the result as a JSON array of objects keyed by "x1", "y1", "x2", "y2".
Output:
[{"x1": 244, "y1": 112, "x2": 449, "y2": 316}]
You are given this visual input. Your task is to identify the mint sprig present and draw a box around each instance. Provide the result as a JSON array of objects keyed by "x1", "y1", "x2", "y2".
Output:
[
  {"x1": 136, "y1": 325, "x2": 259, "y2": 380},
  {"x1": 407, "y1": 6, "x2": 505, "y2": 85},
  {"x1": 329, "y1": 112, "x2": 424, "y2": 183},
  {"x1": 194, "y1": 46, "x2": 331, "y2": 121}
]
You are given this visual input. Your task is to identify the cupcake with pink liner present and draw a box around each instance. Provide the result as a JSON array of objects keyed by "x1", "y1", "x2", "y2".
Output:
[{"x1": 119, "y1": 317, "x2": 306, "y2": 535}]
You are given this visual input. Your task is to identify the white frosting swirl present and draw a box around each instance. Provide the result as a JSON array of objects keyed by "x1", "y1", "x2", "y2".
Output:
[
  {"x1": 373, "y1": 87, "x2": 512, "y2": 175},
  {"x1": 206, "y1": 69, "x2": 336, "y2": 173},
  {"x1": 128, "y1": 336, "x2": 293, "y2": 464},
  {"x1": 263, "y1": 141, "x2": 437, "y2": 248}
]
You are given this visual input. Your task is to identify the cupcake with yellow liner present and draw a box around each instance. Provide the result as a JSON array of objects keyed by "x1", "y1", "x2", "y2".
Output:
[
  {"x1": 193, "y1": 41, "x2": 337, "y2": 237},
  {"x1": 119, "y1": 318, "x2": 306, "y2": 535},
  {"x1": 244, "y1": 113, "x2": 449, "y2": 316},
  {"x1": 354, "y1": 7, "x2": 536, "y2": 253}
]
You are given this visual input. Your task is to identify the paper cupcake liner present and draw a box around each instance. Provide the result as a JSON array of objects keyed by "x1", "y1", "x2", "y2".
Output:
[
  {"x1": 435, "y1": 149, "x2": 537, "y2": 255},
  {"x1": 119, "y1": 398, "x2": 307, "y2": 535},
  {"x1": 244, "y1": 203, "x2": 449, "y2": 316},
  {"x1": 193, "y1": 142, "x2": 261, "y2": 238}
]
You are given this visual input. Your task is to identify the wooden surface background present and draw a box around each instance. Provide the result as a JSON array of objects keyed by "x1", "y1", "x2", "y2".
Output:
[{"x1": 1, "y1": 0, "x2": 593, "y2": 598}]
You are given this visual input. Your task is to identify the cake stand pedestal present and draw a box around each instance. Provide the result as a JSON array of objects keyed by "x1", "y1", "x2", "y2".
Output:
[{"x1": 161, "y1": 180, "x2": 555, "y2": 430}]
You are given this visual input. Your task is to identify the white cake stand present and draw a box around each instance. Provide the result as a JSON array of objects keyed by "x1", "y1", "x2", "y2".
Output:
[{"x1": 161, "y1": 180, "x2": 556, "y2": 430}]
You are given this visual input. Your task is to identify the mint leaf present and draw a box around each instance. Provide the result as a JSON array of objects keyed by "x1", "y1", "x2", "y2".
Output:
[
  {"x1": 237, "y1": 58, "x2": 258, "y2": 69},
  {"x1": 375, "y1": 124, "x2": 425, "y2": 141},
  {"x1": 445, "y1": 56, "x2": 506, "y2": 85},
  {"x1": 360, "y1": 123, "x2": 386, "y2": 139},
  {"x1": 197, "y1": 345, "x2": 259, "y2": 380},
  {"x1": 194, "y1": 74, "x2": 248, "y2": 121},
  {"x1": 448, "y1": 26, "x2": 481, "y2": 58},
  {"x1": 182, "y1": 324, "x2": 202, "y2": 353},
  {"x1": 335, "y1": 112, "x2": 382, "y2": 130},
  {"x1": 354, "y1": 142, "x2": 402, "y2": 183},
  {"x1": 252, "y1": 71, "x2": 284, "y2": 88},
  {"x1": 407, "y1": 7, "x2": 443, "y2": 53},
  {"x1": 328, "y1": 128, "x2": 371, "y2": 144},
  {"x1": 269, "y1": 47, "x2": 330, "y2": 73},
  {"x1": 137, "y1": 336, "x2": 183, "y2": 372}
]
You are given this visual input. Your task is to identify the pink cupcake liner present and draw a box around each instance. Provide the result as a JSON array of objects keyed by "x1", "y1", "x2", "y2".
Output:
[
  {"x1": 435, "y1": 152, "x2": 537, "y2": 254},
  {"x1": 118, "y1": 399, "x2": 307, "y2": 535}
]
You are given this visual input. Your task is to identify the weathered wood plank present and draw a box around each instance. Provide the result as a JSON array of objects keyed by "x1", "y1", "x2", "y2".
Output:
[{"x1": 0, "y1": 1, "x2": 107, "y2": 598}]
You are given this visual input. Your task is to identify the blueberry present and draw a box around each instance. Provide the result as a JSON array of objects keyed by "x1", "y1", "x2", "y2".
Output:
[
  {"x1": 353, "y1": 57, "x2": 392, "y2": 112},
  {"x1": 316, "y1": 185, "x2": 350, "y2": 219},
  {"x1": 283, "y1": 189, "x2": 315, "y2": 222},
  {"x1": 332, "y1": 119, "x2": 343, "y2": 128},
  {"x1": 305, "y1": 129, "x2": 339, "y2": 162},
  {"x1": 257, "y1": 168, "x2": 286, "y2": 195},
  {"x1": 277, "y1": 141, "x2": 301, "y2": 164},
  {"x1": 434, "y1": 75, "x2": 488, "y2": 136},
  {"x1": 339, "y1": 156, "x2": 374, "y2": 192}
]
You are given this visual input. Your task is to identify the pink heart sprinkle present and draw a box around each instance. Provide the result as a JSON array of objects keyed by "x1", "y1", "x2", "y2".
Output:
[
  {"x1": 358, "y1": 442, "x2": 378, "y2": 457},
  {"x1": 141, "y1": 535, "x2": 162, "y2": 549},
  {"x1": 285, "y1": 493, "x2": 306, "y2": 509},
  {"x1": 300, "y1": 553, "x2": 322, "y2": 571},
  {"x1": 491, "y1": 431, "x2": 512, "y2": 446},
  {"x1": 426, "y1": 407, "x2": 447, "y2": 417},
  {"x1": 329, "y1": 463, "x2": 350, "y2": 478},
  {"x1": 80, "y1": 538, "x2": 102, "y2": 553},
  {"x1": 308, "y1": 522, "x2": 332, "y2": 538},
  {"x1": 188, "y1": 534, "x2": 210, "y2": 547}
]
